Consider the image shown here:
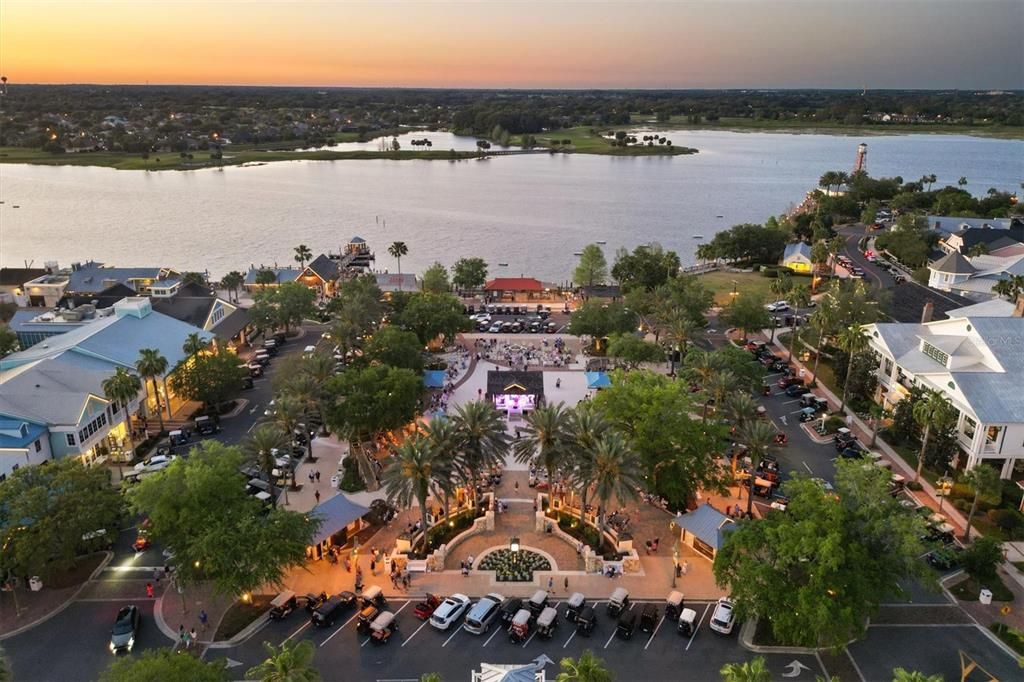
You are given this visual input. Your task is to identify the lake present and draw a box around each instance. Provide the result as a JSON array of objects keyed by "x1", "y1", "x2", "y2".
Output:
[{"x1": 0, "y1": 131, "x2": 1020, "y2": 282}]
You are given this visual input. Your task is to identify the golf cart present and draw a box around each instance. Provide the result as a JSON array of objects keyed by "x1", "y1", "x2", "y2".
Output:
[
  {"x1": 360, "y1": 585, "x2": 387, "y2": 609},
  {"x1": 639, "y1": 604, "x2": 659, "y2": 633},
  {"x1": 566, "y1": 592, "x2": 586, "y2": 622},
  {"x1": 499, "y1": 598, "x2": 523, "y2": 626},
  {"x1": 369, "y1": 611, "x2": 397, "y2": 645},
  {"x1": 575, "y1": 605, "x2": 597, "y2": 636},
  {"x1": 616, "y1": 610, "x2": 637, "y2": 640},
  {"x1": 536, "y1": 606, "x2": 558, "y2": 639},
  {"x1": 269, "y1": 590, "x2": 298, "y2": 620},
  {"x1": 607, "y1": 587, "x2": 630, "y2": 617},
  {"x1": 508, "y1": 609, "x2": 532, "y2": 643},
  {"x1": 527, "y1": 590, "x2": 549, "y2": 618},
  {"x1": 677, "y1": 608, "x2": 698, "y2": 637},
  {"x1": 414, "y1": 593, "x2": 442, "y2": 620},
  {"x1": 665, "y1": 591, "x2": 684, "y2": 620}
]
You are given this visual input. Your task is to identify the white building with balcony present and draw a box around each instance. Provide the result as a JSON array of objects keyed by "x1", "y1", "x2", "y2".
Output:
[
  {"x1": 864, "y1": 311, "x2": 1024, "y2": 473},
  {"x1": 864, "y1": 315, "x2": 1024, "y2": 478}
]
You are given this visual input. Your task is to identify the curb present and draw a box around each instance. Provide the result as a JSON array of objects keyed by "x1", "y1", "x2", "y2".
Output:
[
  {"x1": 219, "y1": 398, "x2": 250, "y2": 420},
  {"x1": 737, "y1": 619, "x2": 819, "y2": 655},
  {"x1": 152, "y1": 593, "x2": 178, "y2": 641},
  {"x1": 0, "y1": 550, "x2": 113, "y2": 641},
  {"x1": 205, "y1": 611, "x2": 272, "y2": 649}
]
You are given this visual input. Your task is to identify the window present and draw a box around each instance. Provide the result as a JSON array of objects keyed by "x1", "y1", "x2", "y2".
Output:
[
  {"x1": 963, "y1": 416, "x2": 976, "y2": 440},
  {"x1": 66, "y1": 433, "x2": 76, "y2": 446},
  {"x1": 211, "y1": 307, "x2": 225, "y2": 325},
  {"x1": 34, "y1": 439, "x2": 42, "y2": 452},
  {"x1": 921, "y1": 341, "x2": 949, "y2": 367},
  {"x1": 986, "y1": 425, "x2": 1002, "y2": 444},
  {"x1": 110, "y1": 401, "x2": 120, "y2": 415},
  {"x1": 884, "y1": 358, "x2": 893, "y2": 375},
  {"x1": 77, "y1": 412, "x2": 109, "y2": 444}
]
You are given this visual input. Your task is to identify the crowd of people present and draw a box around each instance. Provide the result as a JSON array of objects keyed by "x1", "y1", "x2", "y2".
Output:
[{"x1": 471, "y1": 337, "x2": 575, "y2": 370}]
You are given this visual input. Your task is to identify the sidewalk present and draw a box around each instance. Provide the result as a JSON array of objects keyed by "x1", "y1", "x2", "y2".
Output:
[{"x1": 766, "y1": 332, "x2": 971, "y2": 537}]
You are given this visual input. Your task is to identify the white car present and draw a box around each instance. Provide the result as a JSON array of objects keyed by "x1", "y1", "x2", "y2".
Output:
[
  {"x1": 470, "y1": 313, "x2": 491, "y2": 323},
  {"x1": 430, "y1": 593, "x2": 471, "y2": 630},
  {"x1": 709, "y1": 598, "x2": 736, "y2": 635},
  {"x1": 765, "y1": 301, "x2": 789, "y2": 312},
  {"x1": 134, "y1": 454, "x2": 175, "y2": 472},
  {"x1": 487, "y1": 323, "x2": 502, "y2": 333}
]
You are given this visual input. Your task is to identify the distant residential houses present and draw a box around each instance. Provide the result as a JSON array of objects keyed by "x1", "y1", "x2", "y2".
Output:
[{"x1": 926, "y1": 216, "x2": 1024, "y2": 299}]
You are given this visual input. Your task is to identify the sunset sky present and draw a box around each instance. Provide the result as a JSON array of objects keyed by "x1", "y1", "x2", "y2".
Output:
[{"x1": 1, "y1": 0, "x2": 1020, "y2": 89}]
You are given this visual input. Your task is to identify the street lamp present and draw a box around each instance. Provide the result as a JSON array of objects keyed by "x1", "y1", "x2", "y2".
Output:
[
  {"x1": 937, "y1": 475, "x2": 953, "y2": 512},
  {"x1": 510, "y1": 537, "x2": 520, "y2": 565}
]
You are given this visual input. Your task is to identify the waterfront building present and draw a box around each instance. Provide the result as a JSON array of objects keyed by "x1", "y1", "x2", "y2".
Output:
[
  {"x1": 863, "y1": 309, "x2": 1024, "y2": 478},
  {"x1": 781, "y1": 242, "x2": 814, "y2": 274},
  {"x1": 20, "y1": 261, "x2": 181, "y2": 307},
  {"x1": 485, "y1": 277, "x2": 545, "y2": 302},
  {"x1": 375, "y1": 272, "x2": 421, "y2": 294},
  {"x1": 928, "y1": 245, "x2": 1024, "y2": 299}
]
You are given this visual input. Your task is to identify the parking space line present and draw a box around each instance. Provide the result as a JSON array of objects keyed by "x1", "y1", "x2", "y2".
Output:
[
  {"x1": 482, "y1": 626, "x2": 502, "y2": 647},
  {"x1": 643, "y1": 615, "x2": 666, "y2": 650},
  {"x1": 602, "y1": 627, "x2": 617, "y2": 649},
  {"x1": 521, "y1": 630, "x2": 538, "y2": 648},
  {"x1": 603, "y1": 603, "x2": 633, "y2": 649},
  {"x1": 802, "y1": 461, "x2": 813, "y2": 474},
  {"x1": 401, "y1": 619, "x2": 430, "y2": 647},
  {"x1": 319, "y1": 611, "x2": 360, "y2": 648},
  {"x1": 563, "y1": 630, "x2": 576, "y2": 648},
  {"x1": 393, "y1": 600, "x2": 411, "y2": 616},
  {"x1": 361, "y1": 634, "x2": 372, "y2": 647},
  {"x1": 442, "y1": 625, "x2": 463, "y2": 647},
  {"x1": 282, "y1": 621, "x2": 311, "y2": 644},
  {"x1": 686, "y1": 603, "x2": 711, "y2": 651}
]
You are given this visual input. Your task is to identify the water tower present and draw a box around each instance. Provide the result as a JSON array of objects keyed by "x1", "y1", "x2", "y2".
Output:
[{"x1": 854, "y1": 143, "x2": 867, "y2": 174}]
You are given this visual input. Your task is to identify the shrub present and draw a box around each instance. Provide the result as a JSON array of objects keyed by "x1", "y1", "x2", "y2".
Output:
[
  {"x1": 987, "y1": 509, "x2": 1024, "y2": 534},
  {"x1": 906, "y1": 480, "x2": 923, "y2": 491},
  {"x1": 953, "y1": 499, "x2": 970, "y2": 512},
  {"x1": 761, "y1": 267, "x2": 780, "y2": 279},
  {"x1": 961, "y1": 536, "x2": 1003, "y2": 582},
  {"x1": 824, "y1": 416, "x2": 845, "y2": 433},
  {"x1": 339, "y1": 456, "x2": 364, "y2": 493}
]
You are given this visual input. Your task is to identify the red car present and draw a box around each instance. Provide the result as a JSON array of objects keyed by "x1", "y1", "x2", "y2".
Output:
[
  {"x1": 414, "y1": 593, "x2": 443, "y2": 620},
  {"x1": 778, "y1": 376, "x2": 804, "y2": 389}
]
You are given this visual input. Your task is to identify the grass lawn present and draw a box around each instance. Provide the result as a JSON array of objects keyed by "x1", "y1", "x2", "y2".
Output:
[
  {"x1": 990, "y1": 623, "x2": 1024, "y2": 655},
  {"x1": 697, "y1": 270, "x2": 777, "y2": 306},
  {"x1": 951, "y1": 574, "x2": 1015, "y2": 602},
  {"x1": 516, "y1": 127, "x2": 698, "y2": 156},
  {"x1": 47, "y1": 553, "x2": 106, "y2": 588},
  {"x1": 214, "y1": 594, "x2": 273, "y2": 641}
]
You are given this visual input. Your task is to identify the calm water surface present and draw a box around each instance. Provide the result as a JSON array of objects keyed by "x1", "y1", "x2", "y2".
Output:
[{"x1": 1, "y1": 131, "x2": 1020, "y2": 281}]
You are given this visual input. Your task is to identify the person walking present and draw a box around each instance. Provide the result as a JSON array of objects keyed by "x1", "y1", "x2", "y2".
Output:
[
  {"x1": 146, "y1": 582, "x2": 154, "y2": 598},
  {"x1": 564, "y1": 576, "x2": 569, "y2": 592},
  {"x1": 308, "y1": 470, "x2": 315, "y2": 484},
  {"x1": 153, "y1": 566, "x2": 162, "y2": 584},
  {"x1": 190, "y1": 627, "x2": 198, "y2": 646},
  {"x1": 314, "y1": 489, "x2": 321, "y2": 504},
  {"x1": 198, "y1": 608, "x2": 208, "y2": 633},
  {"x1": 514, "y1": 480, "x2": 519, "y2": 493},
  {"x1": 547, "y1": 576, "x2": 554, "y2": 594},
  {"x1": 315, "y1": 470, "x2": 321, "y2": 483}
]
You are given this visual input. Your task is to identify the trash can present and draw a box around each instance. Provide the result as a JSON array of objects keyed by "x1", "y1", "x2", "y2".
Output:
[
  {"x1": 28, "y1": 576, "x2": 43, "y2": 592},
  {"x1": 979, "y1": 588, "x2": 993, "y2": 605}
]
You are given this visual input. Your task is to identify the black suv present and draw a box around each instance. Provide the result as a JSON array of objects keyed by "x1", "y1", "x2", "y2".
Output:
[{"x1": 311, "y1": 592, "x2": 357, "y2": 627}]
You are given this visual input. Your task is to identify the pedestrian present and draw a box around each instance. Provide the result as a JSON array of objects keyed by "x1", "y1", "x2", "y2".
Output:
[
  {"x1": 178, "y1": 625, "x2": 186, "y2": 648},
  {"x1": 780, "y1": 414, "x2": 788, "y2": 426},
  {"x1": 390, "y1": 572, "x2": 398, "y2": 589},
  {"x1": 564, "y1": 576, "x2": 569, "y2": 592},
  {"x1": 514, "y1": 480, "x2": 519, "y2": 493},
  {"x1": 183, "y1": 629, "x2": 192, "y2": 649},
  {"x1": 314, "y1": 489, "x2": 320, "y2": 504},
  {"x1": 547, "y1": 576, "x2": 554, "y2": 594},
  {"x1": 403, "y1": 572, "x2": 410, "y2": 590},
  {"x1": 308, "y1": 471, "x2": 315, "y2": 484},
  {"x1": 199, "y1": 608, "x2": 208, "y2": 633},
  {"x1": 190, "y1": 627, "x2": 198, "y2": 646},
  {"x1": 315, "y1": 470, "x2": 321, "y2": 482},
  {"x1": 153, "y1": 566, "x2": 162, "y2": 584},
  {"x1": 370, "y1": 558, "x2": 376, "y2": 575},
  {"x1": 146, "y1": 582, "x2": 154, "y2": 598},
  {"x1": 682, "y1": 560, "x2": 690, "y2": 575}
]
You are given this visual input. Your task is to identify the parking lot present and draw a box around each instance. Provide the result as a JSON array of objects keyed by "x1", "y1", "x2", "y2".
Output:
[{"x1": 210, "y1": 596, "x2": 826, "y2": 681}]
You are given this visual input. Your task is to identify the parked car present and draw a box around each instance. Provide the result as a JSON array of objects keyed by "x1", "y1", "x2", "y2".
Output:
[
  {"x1": 464, "y1": 593, "x2": 504, "y2": 634},
  {"x1": 766, "y1": 301, "x2": 790, "y2": 312},
  {"x1": 311, "y1": 593, "x2": 358, "y2": 627},
  {"x1": 134, "y1": 454, "x2": 176, "y2": 473},
  {"x1": 926, "y1": 546, "x2": 963, "y2": 571},
  {"x1": 430, "y1": 594, "x2": 471, "y2": 630},
  {"x1": 194, "y1": 416, "x2": 219, "y2": 436},
  {"x1": 784, "y1": 383, "x2": 808, "y2": 397},
  {"x1": 414, "y1": 593, "x2": 443, "y2": 620},
  {"x1": 488, "y1": 323, "x2": 502, "y2": 333},
  {"x1": 109, "y1": 605, "x2": 141, "y2": 653},
  {"x1": 708, "y1": 598, "x2": 736, "y2": 635}
]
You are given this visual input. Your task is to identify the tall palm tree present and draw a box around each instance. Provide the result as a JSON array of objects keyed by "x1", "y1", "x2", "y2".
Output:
[
  {"x1": 182, "y1": 332, "x2": 206, "y2": 358},
  {"x1": 809, "y1": 296, "x2": 837, "y2": 384},
  {"x1": 957, "y1": 176, "x2": 968, "y2": 188},
  {"x1": 661, "y1": 310, "x2": 698, "y2": 373},
  {"x1": 388, "y1": 241, "x2": 409, "y2": 277},
  {"x1": 272, "y1": 394, "x2": 304, "y2": 451},
  {"x1": 787, "y1": 284, "x2": 812, "y2": 362},
  {"x1": 220, "y1": 270, "x2": 245, "y2": 303},
  {"x1": 911, "y1": 390, "x2": 953, "y2": 483},
  {"x1": 246, "y1": 639, "x2": 320, "y2": 682},
  {"x1": 299, "y1": 355, "x2": 335, "y2": 435},
  {"x1": 513, "y1": 402, "x2": 571, "y2": 491},
  {"x1": 566, "y1": 404, "x2": 611, "y2": 527},
  {"x1": 738, "y1": 420, "x2": 777, "y2": 517},
  {"x1": 281, "y1": 374, "x2": 320, "y2": 456},
  {"x1": 992, "y1": 278, "x2": 1015, "y2": 300},
  {"x1": 586, "y1": 432, "x2": 643, "y2": 532},
  {"x1": 381, "y1": 435, "x2": 443, "y2": 551},
  {"x1": 450, "y1": 401, "x2": 510, "y2": 506},
  {"x1": 719, "y1": 656, "x2": 771, "y2": 682},
  {"x1": 556, "y1": 650, "x2": 612, "y2": 682},
  {"x1": 867, "y1": 403, "x2": 886, "y2": 447},
  {"x1": 827, "y1": 236, "x2": 846, "y2": 280},
  {"x1": 294, "y1": 244, "x2": 313, "y2": 271},
  {"x1": 725, "y1": 393, "x2": 758, "y2": 430},
  {"x1": 243, "y1": 425, "x2": 289, "y2": 488},
  {"x1": 102, "y1": 367, "x2": 142, "y2": 454},
  {"x1": 836, "y1": 325, "x2": 868, "y2": 413},
  {"x1": 962, "y1": 464, "x2": 1001, "y2": 542},
  {"x1": 705, "y1": 370, "x2": 739, "y2": 423},
  {"x1": 135, "y1": 348, "x2": 169, "y2": 433},
  {"x1": 685, "y1": 350, "x2": 723, "y2": 392},
  {"x1": 422, "y1": 417, "x2": 460, "y2": 521}
]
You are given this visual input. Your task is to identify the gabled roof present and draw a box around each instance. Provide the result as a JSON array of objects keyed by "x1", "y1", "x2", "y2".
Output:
[
  {"x1": 304, "y1": 254, "x2": 340, "y2": 282},
  {"x1": 60, "y1": 283, "x2": 138, "y2": 309},
  {"x1": 486, "y1": 370, "x2": 545, "y2": 397},
  {"x1": 677, "y1": 503, "x2": 734, "y2": 551},
  {"x1": 67, "y1": 264, "x2": 172, "y2": 294},
  {"x1": 0, "y1": 352, "x2": 115, "y2": 426},
  {"x1": 210, "y1": 307, "x2": 251, "y2": 340},
  {"x1": 930, "y1": 251, "x2": 975, "y2": 275},
  {"x1": 783, "y1": 242, "x2": 812, "y2": 261},
  {"x1": 0, "y1": 268, "x2": 48, "y2": 286},
  {"x1": 310, "y1": 494, "x2": 369, "y2": 545},
  {"x1": 485, "y1": 278, "x2": 543, "y2": 292},
  {"x1": 244, "y1": 267, "x2": 302, "y2": 286}
]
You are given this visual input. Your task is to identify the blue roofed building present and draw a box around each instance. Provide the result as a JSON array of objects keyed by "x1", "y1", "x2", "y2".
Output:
[
  {"x1": 0, "y1": 418, "x2": 52, "y2": 481},
  {"x1": 243, "y1": 265, "x2": 303, "y2": 290},
  {"x1": 0, "y1": 297, "x2": 215, "y2": 475},
  {"x1": 674, "y1": 503, "x2": 735, "y2": 560}
]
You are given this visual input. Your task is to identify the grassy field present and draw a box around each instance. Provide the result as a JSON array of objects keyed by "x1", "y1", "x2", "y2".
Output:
[
  {"x1": 518, "y1": 127, "x2": 698, "y2": 156},
  {"x1": 627, "y1": 115, "x2": 1024, "y2": 140},
  {"x1": 697, "y1": 270, "x2": 776, "y2": 305},
  {"x1": 0, "y1": 146, "x2": 483, "y2": 170}
]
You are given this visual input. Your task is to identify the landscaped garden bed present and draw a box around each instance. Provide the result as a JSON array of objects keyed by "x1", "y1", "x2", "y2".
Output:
[
  {"x1": 548, "y1": 510, "x2": 622, "y2": 561},
  {"x1": 478, "y1": 549, "x2": 551, "y2": 582},
  {"x1": 423, "y1": 507, "x2": 481, "y2": 552},
  {"x1": 214, "y1": 594, "x2": 273, "y2": 641},
  {"x1": 950, "y1": 574, "x2": 1014, "y2": 602},
  {"x1": 990, "y1": 622, "x2": 1024, "y2": 655}
]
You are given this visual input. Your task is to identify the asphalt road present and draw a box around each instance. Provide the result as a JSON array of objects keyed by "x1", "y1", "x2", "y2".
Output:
[{"x1": 208, "y1": 597, "x2": 826, "y2": 682}]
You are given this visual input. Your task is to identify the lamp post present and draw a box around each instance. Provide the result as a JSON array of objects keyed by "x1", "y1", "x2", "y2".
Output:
[
  {"x1": 510, "y1": 537, "x2": 520, "y2": 566},
  {"x1": 937, "y1": 475, "x2": 953, "y2": 513},
  {"x1": 669, "y1": 520, "x2": 680, "y2": 588}
]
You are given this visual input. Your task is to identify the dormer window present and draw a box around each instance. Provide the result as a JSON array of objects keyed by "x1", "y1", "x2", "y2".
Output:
[{"x1": 922, "y1": 341, "x2": 949, "y2": 367}]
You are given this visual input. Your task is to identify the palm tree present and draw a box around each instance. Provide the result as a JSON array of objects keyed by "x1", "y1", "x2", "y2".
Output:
[
  {"x1": 835, "y1": 325, "x2": 868, "y2": 413},
  {"x1": 586, "y1": 432, "x2": 643, "y2": 532},
  {"x1": 705, "y1": 370, "x2": 739, "y2": 424},
  {"x1": 962, "y1": 464, "x2": 1001, "y2": 542},
  {"x1": 818, "y1": 171, "x2": 837, "y2": 194},
  {"x1": 786, "y1": 284, "x2": 812, "y2": 362},
  {"x1": 272, "y1": 394, "x2": 304, "y2": 451},
  {"x1": 102, "y1": 367, "x2": 143, "y2": 455},
  {"x1": 221, "y1": 270, "x2": 245, "y2": 303},
  {"x1": 299, "y1": 355, "x2": 335, "y2": 435},
  {"x1": 867, "y1": 402, "x2": 886, "y2": 447},
  {"x1": 719, "y1": 656, "x2": 770, "y2": 682},
  {"x1": 243, "y1": 425, "x2": 289, "y2": 490},
  {"x1": 388, "y1": 241, "x2": 409, "y2": 277},
  {"x1": 992, "y1": 279, "x2": 1014, "y2": 300},
  {"x1": 738, "y1": 420, "x2": 777, "y2": 517},
  {"x1": 294, "y1": 244, "x2": 313, "y2": 271},
  {"x1": 827, "y1": 236, "x2": 846, "y2": 280},
  {"x1": 566, "y1": 403, "x2": 611, "y2": 527},
  {"x1": 725, "y1": 394, "x2": 758, "y2": 429},
  {"x1": 450, "y1": 401, "x2": 510, "y2": 506},
  {"x1": 957, "y1": 176, "x2": 968, "y2": 188},
  {"x1": 281, "y1": 374, "x2": 320, "y2": 457},
  {"x1": 381, "y1": 435, "x2": 443, "y2": 551},
  {"x1": 911, "y1": 390, "x2": 953, "y2": 483},
  {"x1": 246, "y1": 639, "x2": 320, "y2": 682},
  {"x1": 685, "y1": 349, "x2": 723, "y2": 390},
  {"x1": 182, "y1": 332, "x2": 207, "y2": 358},
  {"x1": 556, "y1": 650, "x2": 612, "y2": 682},
  {"x1": 661, "y1": 311, "x2": 698, "y2": 373},
  {"x1": 514, "y1": 402, "x2": 571, "y2": 491},
  {"x1": 809, "y1": 296, "x2": 837, "y2": 384},
  {"x1": 769, "y1": 272, "x2": 792, "y2": 299},
  {"x1": 922, "y1": 174, "x2": 937, "y2": 191},
  {"x1": 135, "y1": 348, "x2": 169, "y2": 433},
  {"x1": 421, "y1": 417, "x2": 460, "y2": 522}
]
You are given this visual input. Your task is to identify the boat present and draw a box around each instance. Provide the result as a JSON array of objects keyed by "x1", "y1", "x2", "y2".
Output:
[
  {"x1": 573, "y1": 252, "x2": 583, "y2": 256},
  {"x1": 716, "y1": 215, "x2": 724, "y2": 218},
  {"x1": 497, "y1": 262, "x2": 509, "y2": 267},
  {"x1": 596, "y1": 240, "x2": 607, "y2": 244},
  {"x1": 692, "y1": 235, "x2": 703, "y2": 239}
]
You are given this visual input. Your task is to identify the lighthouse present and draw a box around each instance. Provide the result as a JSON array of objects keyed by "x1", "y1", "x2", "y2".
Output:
[{"x1": 854, "y1": 143, "x2": 867, "y2": 174}]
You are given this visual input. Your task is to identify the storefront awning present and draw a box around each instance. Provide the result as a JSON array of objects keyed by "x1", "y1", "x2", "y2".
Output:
[
  {"x1": 585, "y1": 371, "x2": 611, "y2": 389},
  {"x1": 310, "y1": 494, "x2": 370, "y2": 545},
  {"x1": 423, "y1": 370, "x2": 446, "y2": 389}
]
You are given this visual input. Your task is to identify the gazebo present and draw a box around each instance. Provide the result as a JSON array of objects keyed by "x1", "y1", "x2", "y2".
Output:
[{"x1": 486, "y1": 370, "x2": 544, "y2": 419}]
